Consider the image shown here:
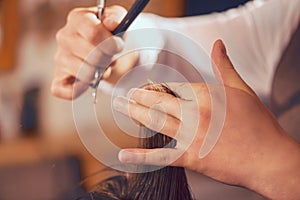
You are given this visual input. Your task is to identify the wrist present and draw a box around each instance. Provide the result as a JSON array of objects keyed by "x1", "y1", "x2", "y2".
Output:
[{"x1": 246, "y1": 129, "x2": 300, "y2": 200}]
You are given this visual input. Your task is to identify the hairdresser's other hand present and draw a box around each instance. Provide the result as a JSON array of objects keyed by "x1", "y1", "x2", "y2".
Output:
[
  {"x1": 113, "y1": 40, "x2": 300, "y2": 200},
  {"x1": 51, "y1": 6, "x2": 138, "y2": 99}
]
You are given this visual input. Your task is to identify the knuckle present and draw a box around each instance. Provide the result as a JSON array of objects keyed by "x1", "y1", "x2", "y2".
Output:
[
  {"x1": 55, "y1": 29, "x2": 65, "y2": 43},
  {"x1": 105, "y1": 5, "x2": 127, "y2": 19},
  {"x1": 67, "y1": 8, "x2": 82, "y2": 22},
  {"x1": 184, "y1": 151, "x2": 199, "y2": 169},
  {"x1": 85, "y1": 25, "x2": 101, "y2": 43},
  {"x1": 141, "y1": 152, "x2": 147, "y2": 164},
  {"x1": 158, "y1": 152, "x2": 170, "y2": 165},
  {"x1": 170, "y1": 119, "x2": 180, "y2": 133},
  {"x1": 163, "y1": 118, "x2": 180, "y2": 137},
  {"x1": 136, "y1": 90, "x2": 148, "y2": 103},
  {"x1": 169, "y1": 96, "x2": 180, "y2": 107},
  {"x1": 51, "y1": 83, "x2": 72, "y2": 100},
  {"x1": 129, "y1": 104, "x2": 148, "y2": 125},
  {"x1": 198, "y1": 84, "x2": 211, "y2": 102},
  {"x1": 200, "y1": 106, "x2": 211, "y2": 122},
  {"x1": 50, "y1": 81, "x2": 61, "y2": 97},
  {"x1": 149, "y1": 120, "x2": 163, "y2": 132},
  {"x1": 56, "y1": 29, "x2": 73, "y2": 49},
  {"x1": 150, "y1": 93, "x2": 167, "y2": 106},
  {"x1": 110, "y1": 5, "x2": 127, "y2": 13},
  {"x1": 149, "y1": 111, "x2": 165, "y2": 131}
]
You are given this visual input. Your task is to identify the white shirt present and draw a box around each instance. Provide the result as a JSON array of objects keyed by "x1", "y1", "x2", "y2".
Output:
[{"x1": 122, "y1": 0, "x2": 300, "y2": 104}]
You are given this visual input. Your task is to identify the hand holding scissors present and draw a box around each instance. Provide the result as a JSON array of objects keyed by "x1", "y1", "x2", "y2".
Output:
[
  {"x1": 91, "y1": 0, "x2": 150, "y2": 103},
  {"x1": 51, "y1": 1, "x2": 150, "y2": 100}
]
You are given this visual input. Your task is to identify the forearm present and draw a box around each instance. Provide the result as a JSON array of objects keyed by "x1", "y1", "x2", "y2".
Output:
[{"x1": 248, "y1": 132, "x2": 300, "y2": 200}]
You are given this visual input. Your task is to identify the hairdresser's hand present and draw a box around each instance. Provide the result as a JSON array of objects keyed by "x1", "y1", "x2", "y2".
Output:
[
  {"x1": 113, "y1": 40, "x2": 300, "y2": 200},
  {"x1": 51, "y1": 6, "x2": 138, "y2": 99}
]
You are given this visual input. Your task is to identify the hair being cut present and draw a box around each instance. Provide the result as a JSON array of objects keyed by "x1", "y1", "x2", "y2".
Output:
[{"x1": 78, "y1": 83, "x2": 194, "y2": 200}]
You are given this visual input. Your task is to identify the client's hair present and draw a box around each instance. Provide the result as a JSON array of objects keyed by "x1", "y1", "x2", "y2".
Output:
[{"x1": 79, "y1": 83, "x2": 193, "y2": 200}]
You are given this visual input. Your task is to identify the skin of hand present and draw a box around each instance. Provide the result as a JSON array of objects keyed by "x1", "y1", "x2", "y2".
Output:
[
  {"x1": 113, "y1": 40, "x2": 300, "y2": 200},
  {"x1": 51, "y1": 6, "x2": 139, "y2": 99}
]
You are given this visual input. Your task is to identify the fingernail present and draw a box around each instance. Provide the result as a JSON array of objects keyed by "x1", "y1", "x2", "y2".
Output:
[
  {"x1": 118, "y1": 150, "x2": 134, "y2": 163},
  {"x1": 103, "y1": 18, "x2": 115, "y2": 28},
  {"x1": 219, "y1": 40, "x2": 227, "y2": 55},
  {"x1": 112, "y1": 96, "x2": 128, "y2": 114}
]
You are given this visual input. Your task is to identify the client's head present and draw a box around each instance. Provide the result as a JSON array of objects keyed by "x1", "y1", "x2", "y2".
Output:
[{"x1": 79, "y1": 83, "x2": 193, "y2": 200}]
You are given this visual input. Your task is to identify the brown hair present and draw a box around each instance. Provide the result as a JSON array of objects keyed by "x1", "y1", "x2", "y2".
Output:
[{"x1": 81, "y1": 83, "x2": 193, "y2": 200}]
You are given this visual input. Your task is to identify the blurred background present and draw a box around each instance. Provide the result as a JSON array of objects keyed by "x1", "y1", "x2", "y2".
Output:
[{"x1": 0, "y1": 0, "x2": 299, "y2": 199}]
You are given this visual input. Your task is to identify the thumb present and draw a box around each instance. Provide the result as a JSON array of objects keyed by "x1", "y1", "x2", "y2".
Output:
[
  {"x1": 211, "y1": 39, "x2": 255, "y2": 96},
  {"x1": 102, "y1": 6, "x2": 127, "y2": 32}
]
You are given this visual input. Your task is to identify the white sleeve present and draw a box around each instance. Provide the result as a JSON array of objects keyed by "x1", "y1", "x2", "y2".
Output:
[{"x1": 143, "y1": 0, "x2": 300, "y2": 99}]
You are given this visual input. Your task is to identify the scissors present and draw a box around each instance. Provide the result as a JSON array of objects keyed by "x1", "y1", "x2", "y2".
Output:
[{"x1": 91, "y1": 0, "x2": 151, "y2": 103}]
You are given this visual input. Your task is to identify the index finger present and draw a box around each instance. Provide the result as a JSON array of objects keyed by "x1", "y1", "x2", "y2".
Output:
[
  {"x1": 127, "y1": 88, "x2": 182, "y2": 119},
  {"x1": 67, "y1": 7, "x2": 112, "y2": 45}
]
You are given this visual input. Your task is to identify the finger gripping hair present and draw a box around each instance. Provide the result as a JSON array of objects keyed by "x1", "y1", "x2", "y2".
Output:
[{"x1": 83, "y1": 83, "x2": 193, "y2": 200}]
